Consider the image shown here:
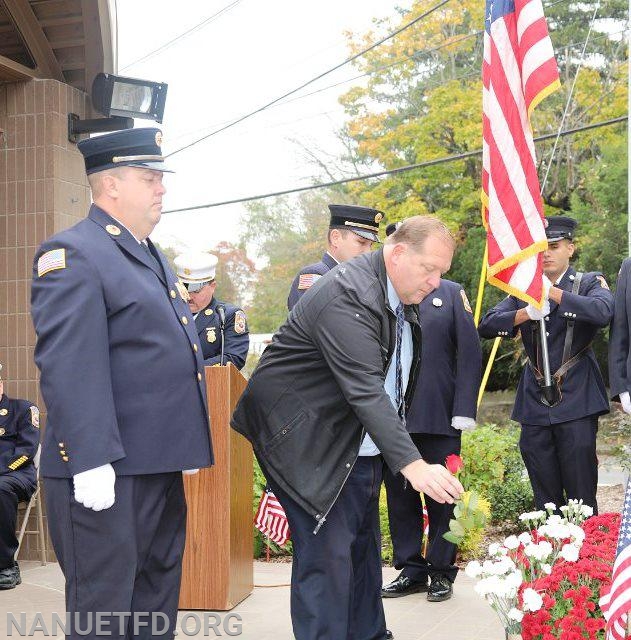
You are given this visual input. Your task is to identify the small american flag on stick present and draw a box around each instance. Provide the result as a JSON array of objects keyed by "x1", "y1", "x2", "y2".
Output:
[{"x1": 254, "y1": 488, "x2": 290, "y2": 547}]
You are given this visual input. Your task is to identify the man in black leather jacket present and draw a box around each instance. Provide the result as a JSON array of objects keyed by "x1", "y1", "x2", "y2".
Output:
[{"x1": 232, "y1": 216, "x2": 463, "y2": 640}]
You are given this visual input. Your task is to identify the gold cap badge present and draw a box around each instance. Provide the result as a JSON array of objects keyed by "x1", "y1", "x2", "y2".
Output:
[{"x1": 374, "y1": 213, "x2": 383, "y2": 223}]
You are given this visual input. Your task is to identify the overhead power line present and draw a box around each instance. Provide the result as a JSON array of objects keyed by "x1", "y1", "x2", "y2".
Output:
[
  {"x1": 164, "y1": 4, "x2": 625, "y2": 152},
  {"x1": 162, "y1": 115, "x2": 627, "y2": 213},
  {"x1": 120, "y1": 1, "x2": 242, "y2": 71},
  {"x1": 165, "y1": 0, "x2": 452, "y2": 158}
]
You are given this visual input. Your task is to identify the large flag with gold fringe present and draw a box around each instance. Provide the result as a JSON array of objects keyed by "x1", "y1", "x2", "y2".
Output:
[{"x1": 482, "y1": 0, "x2": 560, "y2": 305}]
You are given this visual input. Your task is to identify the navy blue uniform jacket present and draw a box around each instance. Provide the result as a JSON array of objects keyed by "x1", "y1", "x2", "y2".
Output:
[
  {"x1": 195, "y1": 297, "x2": 249, "y2": 370},
  {"x1": 0, "y1": 395, "x2": 40, "y2": 476},
  {"x1": 609, "y1": 258, "x2": 631, "y2": 401},
  {"x1": 478, "y1": 268, "x2": 613, "y2": 425},
  {"x1": 407, "y1": 280, "x2": 482, "y2": 434},
  {"x1": 31, "y1": 205, "x2": 214, "y2": 478},
  {"x1": 287, "y1": 252, "x2": 337, "y2": 311}
]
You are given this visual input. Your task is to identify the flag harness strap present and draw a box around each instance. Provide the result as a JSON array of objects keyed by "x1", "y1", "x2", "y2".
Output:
[{"x1": 528, "y1": 272, "x2": 590, "y2": 406}]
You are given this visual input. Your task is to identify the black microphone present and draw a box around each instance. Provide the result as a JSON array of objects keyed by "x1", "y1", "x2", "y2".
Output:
[{"x1": 217, "y1": 306, "x2": 226, "y2": 366}]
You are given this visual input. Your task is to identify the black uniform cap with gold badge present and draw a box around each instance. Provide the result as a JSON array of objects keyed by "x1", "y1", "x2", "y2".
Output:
[
  {"x1": 545, "y1": 216, "x2": 577, "y2": 242},
  {"x1": 77, "y1": 127, "x2": 173, "y2": 175},
  {"x1": 328, "y1": 204, "x2": 384, "y2": 243}
]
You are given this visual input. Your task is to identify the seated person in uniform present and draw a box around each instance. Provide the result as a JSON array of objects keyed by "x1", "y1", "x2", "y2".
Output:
[
  {"x1": 174, "y1": 251, "x2": 250, "y2": 370},
  {"x1": 0, "y1": 363, "x2": 40, "y2": 589}
]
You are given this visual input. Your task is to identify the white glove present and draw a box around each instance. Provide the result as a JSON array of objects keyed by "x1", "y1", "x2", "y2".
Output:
[
  {"x1": 182, "y1": 469, "x2": 199, "y2": 476},
  {"x1": 525, "y1": 299, "x2": 551, "y2": 320},
  {"x1": 620, "y1": 391, "x2": 631, "y2": 415},
  {"x1": 542, "y1": 275, "x2": 553, "y2": 298},
  {"x1": 451, "y1": 416, "x2": 476, "y2": 431},
  {"x1": 73, "y1": 464, "x2": 116, "y2": 511}
]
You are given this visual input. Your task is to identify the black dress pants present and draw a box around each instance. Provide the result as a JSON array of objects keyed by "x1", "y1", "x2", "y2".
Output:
[
  {"x1": 268, "y1": 456, "x2": 387, "y2": 640},
  {"x1": 44, "y1": 472, "x2": 186, "y2": 640},
  {"x1": 383, "y1": 433, "x2": 460, "y2": 583},
  {"x1": 0, "y1": 468, "x2": 37, "y2": 568},
  {"x1": 519, "y1": 415, "x2": 599, "y2": 513}
]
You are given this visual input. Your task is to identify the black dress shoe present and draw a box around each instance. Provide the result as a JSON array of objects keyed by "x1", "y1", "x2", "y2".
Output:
[
  {"x1": 385, "y1": 630, "x2": 394, "y2": 639},
  {"x1": 381, "y1": 573, "x2": 428, "y2": 598},
  {"x1": 427, "y1": 574, "x2": 453, "y2": 602},
  {"x1": 0, "y1": 564, "x2": 21, "y2": 590}
]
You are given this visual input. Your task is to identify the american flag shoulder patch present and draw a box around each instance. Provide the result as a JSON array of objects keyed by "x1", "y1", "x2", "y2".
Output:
[
  {"x1": 298, "y1": 273, "x2": 321, "y2": 290},
  {"x1": 37, "y1": 248, "x2": 66, "y2": 277}
]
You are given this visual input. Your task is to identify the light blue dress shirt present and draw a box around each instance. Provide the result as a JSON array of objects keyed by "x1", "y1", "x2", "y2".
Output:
[{"x1": 358, "y1": 277, "x2": 413, "y2": 456}]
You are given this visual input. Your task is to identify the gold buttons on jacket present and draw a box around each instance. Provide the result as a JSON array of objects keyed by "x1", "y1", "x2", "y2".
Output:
[
  {"x1": 181, "y1": 316, "x2": 188, "y2": 325},
  {"x1": 0, "y1": 409, "x2": 7, "y2": 416},
  {"x1": 62, "y1": 456, "x2": 69, "y2": 463},
  {"x1": 0, "y1": 428, "x2": 5, "y2": 436},
  {"x1": 193, "y1": 344, "x2": 198, "y2": 352},
  {"x1": 170, "y1": 290, "x2": 177, "y2": 299}
]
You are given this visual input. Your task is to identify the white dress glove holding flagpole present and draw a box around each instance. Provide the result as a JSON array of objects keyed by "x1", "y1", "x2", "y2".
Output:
[
  {"x1": 525, "y1": 275, "x2": 552, "y2": 320},
  {"x1": 73, "y1": 464, "x2": 116, "y2": 511},
  {"x1": 182, "y1": 469, "x2": 199, "y2": 475},
  {"x1": 619, "y1": 391, "x2": 631, "y2": 415}
]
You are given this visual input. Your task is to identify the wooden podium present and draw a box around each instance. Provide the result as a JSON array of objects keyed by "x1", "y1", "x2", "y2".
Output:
[{"x1": 179, "y1": 363, "x2": 253, "y2": 610}]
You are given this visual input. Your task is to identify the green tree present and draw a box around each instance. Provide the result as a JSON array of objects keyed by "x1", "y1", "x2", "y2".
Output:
[
  {"x1": 336, "y1": 0, "x2": 627, "y2": 390},
  {"x1": 240, "y1": 190, "x2": 342, "y2": 332}
]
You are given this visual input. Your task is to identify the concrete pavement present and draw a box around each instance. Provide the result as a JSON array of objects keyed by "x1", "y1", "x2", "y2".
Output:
[{"x1": 0, "y1": 561, "x2": 505, "y2": 640}]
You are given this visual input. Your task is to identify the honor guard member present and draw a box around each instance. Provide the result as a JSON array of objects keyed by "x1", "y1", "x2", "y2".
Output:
[
  {"x1": 478, "y1": 216, "x2": 613, "y2": 512},
  {"x1": 31, "y1": 128, "x2": 213, "y2": 640},
  {"x1": 382, "y1": 223, "x2": 482, "y2": 603},
  {"x1": 287, "y1": 203, "x2": 382, "y2": 310},
  {"x1": 232, "y1": 216, "x2": 464, "y2": 640},
  {"x1": 0, "y1": 364, "x2": 40, "y2": 590},
  {"x1": 609, "y1": 258, "x2": 631, "y2": 415},
  {"x1": 174, "y1": 251, "x2": 249, "y2": 370}
]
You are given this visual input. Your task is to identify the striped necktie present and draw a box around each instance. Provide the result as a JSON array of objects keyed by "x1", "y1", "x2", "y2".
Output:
[{"x1": 395, "y1": 302, "x2": 405, "y2": 423}]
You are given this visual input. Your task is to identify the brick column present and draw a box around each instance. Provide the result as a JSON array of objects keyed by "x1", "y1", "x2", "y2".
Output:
[{"x1": 0, "y1": 78, "x2": 92, "y2": 561}]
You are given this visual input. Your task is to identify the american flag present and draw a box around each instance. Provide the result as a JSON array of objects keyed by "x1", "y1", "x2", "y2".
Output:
[
  {"x1": 298, "y1": 273, "x2": 321, "y2": 290},
  {"x1": 421, "y1": 501, "x2": 430, "y2": 556},
  {"x1": 482, "y1": 0, "x2": 560, "y2": 305},
  {"x1": 600, "y1": 480, "x2": 631, "y2": 640},
  {"x1": 254, "y1": 488, "x2": 290, "y2": 546}
]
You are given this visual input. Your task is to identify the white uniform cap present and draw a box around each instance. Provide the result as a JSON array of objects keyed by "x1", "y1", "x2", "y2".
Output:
[{"x1": 174, "y1": 251, "x2": 218, "y2": 284}]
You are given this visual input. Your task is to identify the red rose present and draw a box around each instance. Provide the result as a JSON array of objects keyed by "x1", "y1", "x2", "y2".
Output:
[{"x1": 445, "y1": 454, "x2": 464, "y2": 475}]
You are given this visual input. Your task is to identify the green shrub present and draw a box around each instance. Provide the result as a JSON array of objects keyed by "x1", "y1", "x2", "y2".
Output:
[
  {"x1": 460, "y1": 423, "x2": 520, "y2": 495},
  {"x1": 488, "y1": 472, "x2": 534, "y2": 524},
  {"x1": 379, "y1": 486, "x2": 393, "y2": 564}
]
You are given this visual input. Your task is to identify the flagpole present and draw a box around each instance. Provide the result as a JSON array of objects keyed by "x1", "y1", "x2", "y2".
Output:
[
  {"x1": 478, "y1": 337, "x2": 501, "y2": 408},
  {"x1": 474, "y1": 243, "x2": 488, "y2": 327}
]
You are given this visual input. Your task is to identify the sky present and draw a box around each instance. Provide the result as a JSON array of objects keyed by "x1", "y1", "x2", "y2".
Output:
[{"x1": 114, "y1": 0, "x2": 409, "y2": 254}]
